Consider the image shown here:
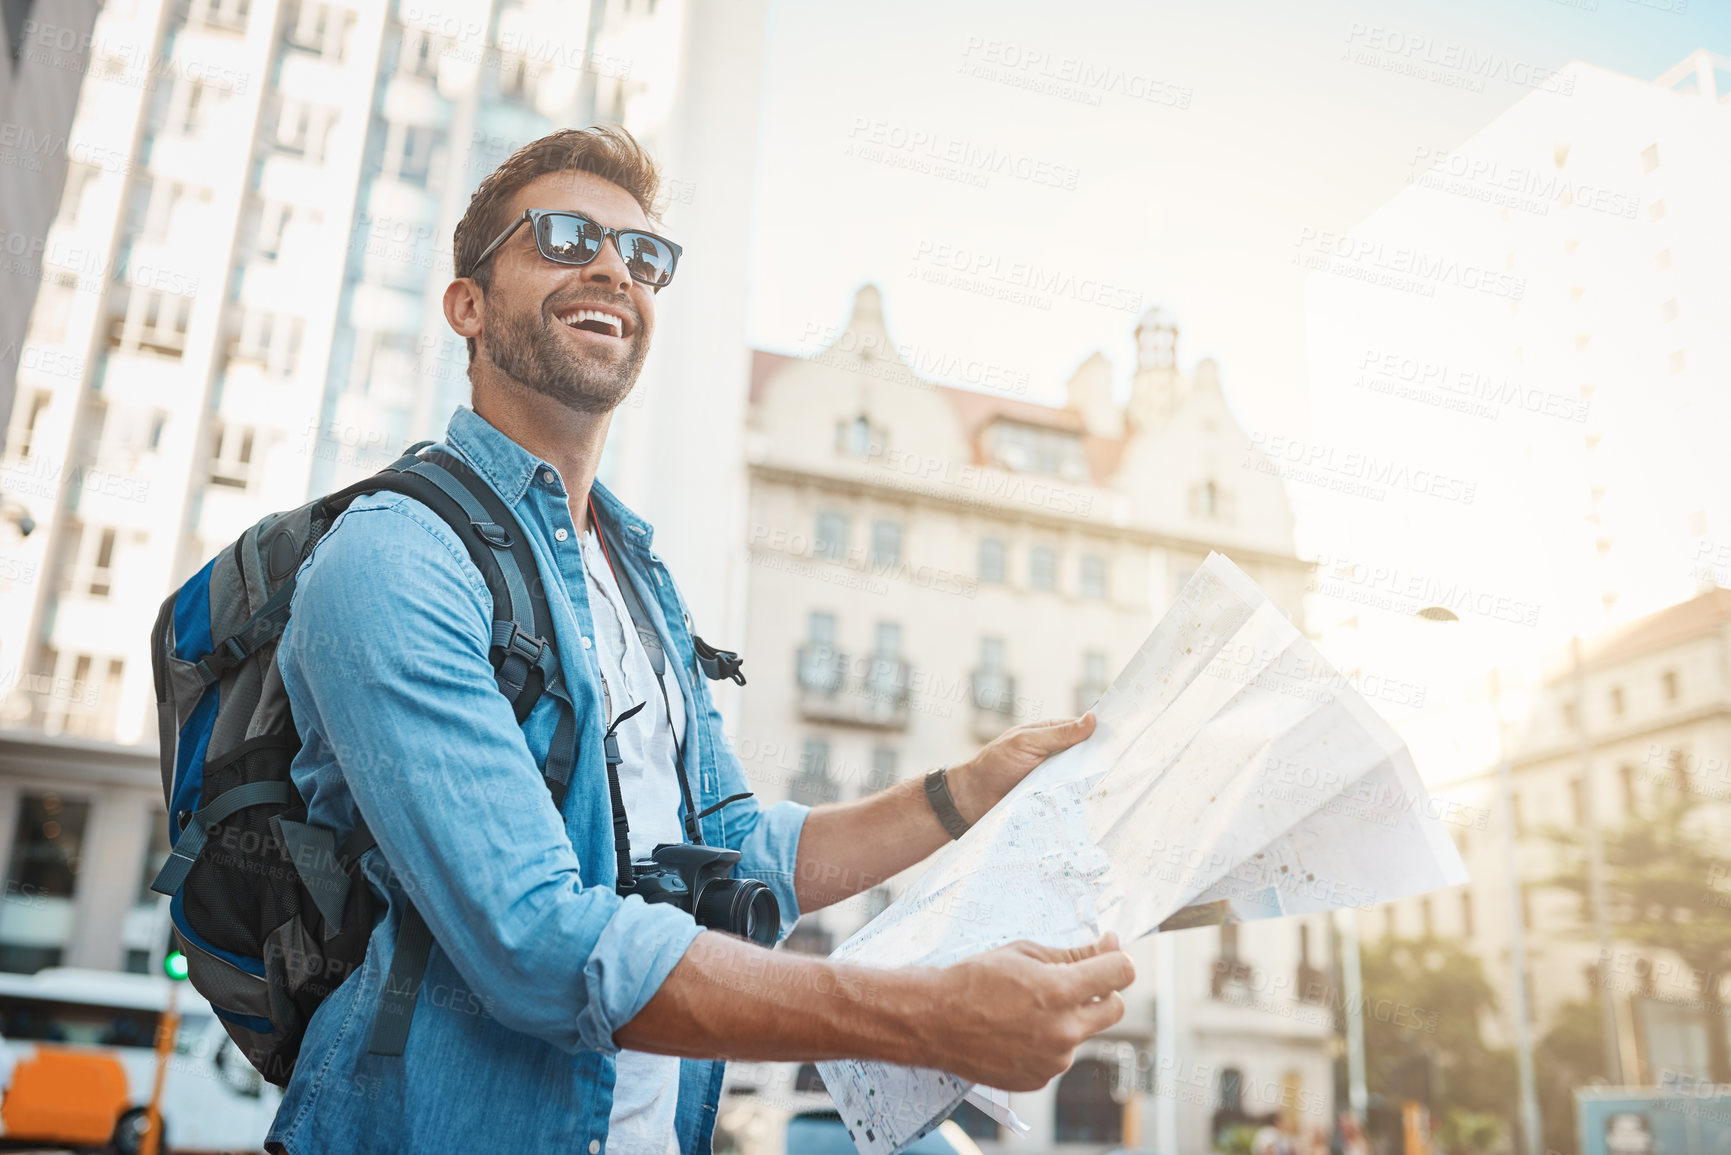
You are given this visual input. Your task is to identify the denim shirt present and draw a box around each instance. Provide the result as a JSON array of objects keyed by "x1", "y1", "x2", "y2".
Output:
[{"x1": 265, "y1": 406, "x2": 809, "y2": 1155}]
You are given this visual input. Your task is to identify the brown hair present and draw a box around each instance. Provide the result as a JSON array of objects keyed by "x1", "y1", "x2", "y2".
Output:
[{"x1": 451, "y1": 124, "x2": 663, "y2": 364}]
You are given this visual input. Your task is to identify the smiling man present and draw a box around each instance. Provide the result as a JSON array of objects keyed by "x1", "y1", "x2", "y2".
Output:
[{"x1": 264, "y1": 125, "x2": 1133, "y2": 1155}]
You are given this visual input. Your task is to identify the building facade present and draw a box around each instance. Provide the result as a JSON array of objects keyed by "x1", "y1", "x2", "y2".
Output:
[
  {"x1": 737, "y1": 284, "x2": 1337, "y2": 1151},
  {"x1": 1374, "y1": 588, "x2": 1731, "y2": 1083}
]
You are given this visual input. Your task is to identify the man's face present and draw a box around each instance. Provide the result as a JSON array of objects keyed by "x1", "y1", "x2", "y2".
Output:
[{"x1": 471, "y1": 170, "x2": 659, "y2": 413}]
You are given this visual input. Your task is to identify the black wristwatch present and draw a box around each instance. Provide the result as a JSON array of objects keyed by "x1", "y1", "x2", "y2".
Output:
[{"x1": 924, "y1": 766, "x2": 971, "y2": 840}]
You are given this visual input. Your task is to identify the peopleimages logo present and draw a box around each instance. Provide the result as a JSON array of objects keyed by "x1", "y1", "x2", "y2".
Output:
[{"x1": 1294, "y1": 228, "x2": 1526, "y2": 301}]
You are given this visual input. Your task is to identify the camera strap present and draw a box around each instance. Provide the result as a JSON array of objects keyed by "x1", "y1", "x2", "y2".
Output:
[
  {"x1": 602, "y1": 702, "x2": 647, "y2": 892},
  {"x1": 587, "y1": 498, "x2": 704, "y2": 847}
]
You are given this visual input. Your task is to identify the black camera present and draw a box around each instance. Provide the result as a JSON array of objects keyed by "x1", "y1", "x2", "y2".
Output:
[{"x1": 622, "y1": 843, "x2": 780, "y2": 947}]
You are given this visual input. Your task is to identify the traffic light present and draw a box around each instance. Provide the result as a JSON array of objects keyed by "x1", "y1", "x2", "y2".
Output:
[{"x1": 163, "y1": 949, "x2": 189, "y2": 981}]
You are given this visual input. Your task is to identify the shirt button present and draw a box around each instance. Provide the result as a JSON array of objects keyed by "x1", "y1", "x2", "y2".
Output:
[
  {"x1": 581, "y1": 636, "x2": 592, "y2": 649},
  {"x1": 542, "y1": 469, "x2": 556, "y2": 484},
  {"x1": 554, "y1": 527, "x2": 569, "y2": 542},
  {"x1": 590, "y1": 1142, "x2": 601, "y2": 1154}
]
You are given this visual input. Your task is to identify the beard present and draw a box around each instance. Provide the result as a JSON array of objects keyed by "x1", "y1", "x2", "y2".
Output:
[{"x1": 482, "y1": 295, "x2": 647, "y2": 414}]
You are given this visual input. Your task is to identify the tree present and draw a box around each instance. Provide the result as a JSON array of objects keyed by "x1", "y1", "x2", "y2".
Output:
[
  {"x1": 1359, "y1": 934, "x2": 1516, "y2": 1153},
  {"x1": 1545, "y1": 787, "x2": 1731, "y2": 1083}
]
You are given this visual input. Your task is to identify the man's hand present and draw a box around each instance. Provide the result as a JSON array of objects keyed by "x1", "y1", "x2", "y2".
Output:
[
  {"x1": 946, "y1": 713, "x2": 1097, "y2": 825},
  {"x1": 913, "y1": 932, "x2": 1135, "y2": 1090}
]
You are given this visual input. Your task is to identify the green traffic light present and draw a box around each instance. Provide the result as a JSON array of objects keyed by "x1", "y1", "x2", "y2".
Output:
[{"x1": 164, "y1": 950, "x2": 189, "y2": 981}]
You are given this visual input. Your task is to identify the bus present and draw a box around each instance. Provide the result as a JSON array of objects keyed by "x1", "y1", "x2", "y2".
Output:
[{"x1": 0, "y1": 967, "x2": 281, "y2": 1153}]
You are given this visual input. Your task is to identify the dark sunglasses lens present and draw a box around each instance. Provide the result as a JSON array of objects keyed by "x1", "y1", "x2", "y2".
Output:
[
  {"x1": 537, "y1": 214, "x2": 603, "y2": 264},
  {"x1": 617, "y1": 232, "x2": 676, "y2": 286}
]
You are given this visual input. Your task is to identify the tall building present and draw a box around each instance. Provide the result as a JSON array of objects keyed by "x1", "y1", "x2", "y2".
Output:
[
  {"x1": 1374, "y1": 588, "x2": 1731, "y2": 1084},
  {"x1": 0, "y1": 0, "x2": 695, "y2": 974},
  {"x1": 738, "y1": 284, "x2": 1336, "y2": 1152},
  {"x1": 1304, "y1": 51, "x2": 1731, "y2": 653},
  {"x1": 0, "y1": 0, "x2": 100, "y2": 435}
]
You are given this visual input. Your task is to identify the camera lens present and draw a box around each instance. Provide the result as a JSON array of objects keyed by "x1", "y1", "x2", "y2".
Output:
[{"x1": 694, "y1": 879, "x2": 779, "y2": 947}]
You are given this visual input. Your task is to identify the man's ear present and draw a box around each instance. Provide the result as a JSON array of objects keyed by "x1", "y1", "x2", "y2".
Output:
[{"x1": 443, "y1": 277, "x2": 484, "y2": 344}]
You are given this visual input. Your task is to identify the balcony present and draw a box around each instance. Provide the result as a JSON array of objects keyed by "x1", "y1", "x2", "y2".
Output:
[{"x1": 796, "y1": 645, "x2": 910, "y2": 730}]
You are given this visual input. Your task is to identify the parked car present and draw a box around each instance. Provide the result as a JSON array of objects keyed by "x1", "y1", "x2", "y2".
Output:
[
  {"x1": 716, "y1": 1061, "x2": 986, "y2": 1155},
  {"x1": 0, "y1": 966, "x2": 281, "y2": 1153}
]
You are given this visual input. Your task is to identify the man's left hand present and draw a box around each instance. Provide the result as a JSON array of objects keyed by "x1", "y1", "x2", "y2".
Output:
[{"x1": 945, "y1": 713, "x2": 1097, "y2": 825}]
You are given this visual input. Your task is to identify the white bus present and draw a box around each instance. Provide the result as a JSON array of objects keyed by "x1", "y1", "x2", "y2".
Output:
[{"x1": 0, "y1": 967, "x2": 281, "y2": 1153}]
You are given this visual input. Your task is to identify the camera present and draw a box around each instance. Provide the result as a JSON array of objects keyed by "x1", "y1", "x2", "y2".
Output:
[{"x1": 622, "y1": 843, "x2": 779, "y2": 947}]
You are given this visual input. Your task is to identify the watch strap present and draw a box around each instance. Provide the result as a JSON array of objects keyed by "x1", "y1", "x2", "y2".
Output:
[{"x1": 924, "y1": 766, "x2": 971, "y2": 840}]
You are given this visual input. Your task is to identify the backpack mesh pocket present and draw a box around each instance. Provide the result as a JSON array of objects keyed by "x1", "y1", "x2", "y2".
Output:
[{"x1": 184, "y1": 736, "x2": 305, "y2": 957}]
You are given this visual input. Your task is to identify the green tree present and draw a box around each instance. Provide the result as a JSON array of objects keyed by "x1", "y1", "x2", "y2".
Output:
[
  {"x1": 1545, "y1": 788, "x2": 1731, "y2": 1083},
  {"x1": 1359, "y1": 934, "x2": 1516, "y2": 1152}
]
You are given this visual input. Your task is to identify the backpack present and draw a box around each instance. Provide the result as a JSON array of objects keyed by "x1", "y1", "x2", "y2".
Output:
[{"x1": 146, "y1": 440, "x2": 745, "y2": 1086}]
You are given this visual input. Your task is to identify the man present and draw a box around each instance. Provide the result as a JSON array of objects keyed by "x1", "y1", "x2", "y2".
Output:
[{"x1": 265, "y1": 125, "x2": 1133, "y2": 1155}]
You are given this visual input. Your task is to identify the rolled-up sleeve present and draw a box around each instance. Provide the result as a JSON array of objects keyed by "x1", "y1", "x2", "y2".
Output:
[
  {"x1": 278, "y1": 495, "x2": 701, "y2": 1054},
  {"x1": 690, "y1": 661, "x2": 809, "y2": 942}
]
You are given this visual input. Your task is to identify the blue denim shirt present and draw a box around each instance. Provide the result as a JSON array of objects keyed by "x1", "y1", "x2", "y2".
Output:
[{"x1": 265, "y1": 406, "x2": 809, "y2": 1155}]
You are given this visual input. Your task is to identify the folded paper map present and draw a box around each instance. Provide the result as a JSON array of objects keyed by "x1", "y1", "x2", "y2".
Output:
[{"x1": 818, "y1": 552, "x2": 1469, "y2": 1155}]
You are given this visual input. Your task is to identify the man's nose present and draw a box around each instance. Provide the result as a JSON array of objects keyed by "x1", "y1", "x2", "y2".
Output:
[{"x1": 580, "y1": 236, "x2": 633, "y2": 289}]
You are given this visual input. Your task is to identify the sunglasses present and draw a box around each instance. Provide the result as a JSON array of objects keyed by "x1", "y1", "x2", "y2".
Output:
[{"x1": 464, "y1": 209, "x2": 682, "y2": 288}]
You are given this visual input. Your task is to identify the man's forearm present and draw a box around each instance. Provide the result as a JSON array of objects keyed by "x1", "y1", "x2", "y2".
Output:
[
  {"x1": 792, "y1": 773, "x2": 956, "y2": 912},
  {"x1": 612, "y1": 930, "x2": 928, "y2": 1064}
]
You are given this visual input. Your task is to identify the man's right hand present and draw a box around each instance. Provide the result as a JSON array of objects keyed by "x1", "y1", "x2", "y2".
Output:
[{"x1": 914, "y1": 933, "x2": 1136, "y2": 1091}]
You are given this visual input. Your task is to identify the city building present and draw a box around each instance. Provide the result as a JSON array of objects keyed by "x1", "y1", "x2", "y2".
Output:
[
  {"x1": 1303, "y1": 50, "x2": 1731, "y2": 664},
  {"x1": 0, "y1": 0, "x2": 712, "y2": 975},
  {"x1": 1373, "y1": 587, "x2": 1731, "y2": 1083},
  {"x1": 737, "y1": 283, "x2": 1333, "y2": 1151}
]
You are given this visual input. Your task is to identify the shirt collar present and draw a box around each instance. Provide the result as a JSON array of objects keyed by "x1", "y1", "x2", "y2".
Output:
[{"x1": 443, "y1": 405, "x2": 657, "y2": 550}]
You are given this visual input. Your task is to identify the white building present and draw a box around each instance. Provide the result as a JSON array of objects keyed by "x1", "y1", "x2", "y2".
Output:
[
  {"x1": 1303, "y1": 50, "x2": 1731, "y2": 661},
  {"x1": 1376, "y1": 588, "x2": 1731, "y2": 1085},
  {"x1": 739, "y1": 284, "x2": 1337, "y2": 1152}
]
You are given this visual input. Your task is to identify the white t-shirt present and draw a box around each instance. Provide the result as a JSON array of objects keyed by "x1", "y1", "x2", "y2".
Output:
[{"x1": 579, "y1": 527, "x2": 687, "y2": 1155}]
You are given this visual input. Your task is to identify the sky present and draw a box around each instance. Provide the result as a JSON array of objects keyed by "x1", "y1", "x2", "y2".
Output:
[{"x1": 747, "y1": 0, "x2": 1724, "y2": 431}]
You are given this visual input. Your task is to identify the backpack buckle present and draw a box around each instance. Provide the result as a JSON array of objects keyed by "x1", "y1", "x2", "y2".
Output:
[{"x1": 492, "y1": 622, "x2": 550, "y2": 704}]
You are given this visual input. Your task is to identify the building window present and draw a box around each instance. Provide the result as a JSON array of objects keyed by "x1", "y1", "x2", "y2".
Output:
[
  {"x1": 814, "y1": 511, "x2": 849, "y2": 561},
  {"x1": 230, "y1": 310, "x2": 305, "y2": 376},
  {"x1": 875, "y1": 621, "x2": 901, "y2": 658},
  {"x1": 9, "y1": 391, "x2": 51, "y2": 458},
  {"x1": 0, "y1": 793, "x2": 91, "y2": 973},
  {"x1": 1053, "y1": 1058, "x2": 1122, "y2": 1145},
  {"x1": 987, "y1": 420, "x2": 1086, "y2": 480},
  {"x1": 1029, "y1": 546, "x2": 1057, "y2": 591},
  {"x1": 1609, "y1": 686, "x2": 1625, "y2": 716},
  {"x1": 1661, "y1": 670, "x2": 1678, "y2": 701},
  {"x1": 85, "y1": 527, "x2": 116, "y2": 597},
  {"x1": 1080, "y1": 554, "x2": 1108, "y2": 600},
  {"x1": 398, "y1": 26, "x2": 444, "y2": 80},
  {"x1": 868, "y1": 748, "x2": 897, "y2": 794},
  {"x1": 209, "y1": 423, "x2": 256, "y2": 490},
  {"x1": 798, "y1": 612, "x2": 842, "y2": 694},
  {"x1": 977, "y1": 538, "x2": 1006, "y2": 583},
  {"x1": 1511, "y1": 790, "x2": 1524, "y2": 836},
  {"x1": 257, "y1": 201, "x2": 291, "y2": 262},
  {"x1": 1570, "y1": 777, "x2": 1585, "y2": 825},
  {"x1": 1461, "y1": 891, "x2": 1475, "y2": 937},
  {"x1": 973, "y1": 636, "x2": 1013, "y2": 714},
  {"x1": 187, "y1": 0, "x2": 251, "y2": 32},
  {"x1": 288, "y1": 2, "x2": 356, "y2": 61},
  {"x1": 1620, "y1": 764, "x2": 1637, "y2": 811},
  {"x1": 796, "y1": 739, "x2": 838, "y2": 804},
  {"x1": 386, "y1": 124, "x2": 440, "y2": 186},
  {"x1": 1077, "y1": 651, "x2": 1108, "y2": 714},
  {"x1": 275, "y1": 100, "x2": 338, "y2": 164},
  {"x1": 835, "y1": 414, "x2": 883, "y2": 458},
  {"x1": 1520, "y1": 884, "x2": 1534, "y2": 930},
  {"x1": 177, "y1": 80, "x2": 208, "y2": 136},
  {"x1": 869, "y1": 520, "x2": 901, "y2": 567},
  {"x1": 111, "y1": 290, "x2": 191, "y2": 357}
]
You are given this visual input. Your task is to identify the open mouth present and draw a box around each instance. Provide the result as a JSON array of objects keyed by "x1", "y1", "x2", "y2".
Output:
[{"x1": 554, "y1": 305, "x2": 633, "y2": 341}]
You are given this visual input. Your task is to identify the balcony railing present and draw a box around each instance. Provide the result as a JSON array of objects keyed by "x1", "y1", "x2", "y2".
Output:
[{"x1": 796, "y1": 646, "x2": 909, "y2": 729}]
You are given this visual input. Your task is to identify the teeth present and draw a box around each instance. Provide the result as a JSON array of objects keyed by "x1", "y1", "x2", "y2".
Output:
[{"x1": 557, "y1": 308, "x2": 623, "y2": 337}]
